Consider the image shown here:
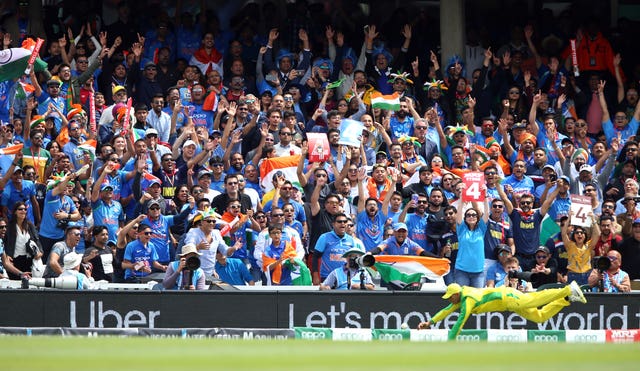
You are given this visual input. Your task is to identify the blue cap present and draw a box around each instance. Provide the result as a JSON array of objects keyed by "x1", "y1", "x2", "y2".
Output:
[{"x1": 394, "y1": 222, "x2": 408, "y2": 231}]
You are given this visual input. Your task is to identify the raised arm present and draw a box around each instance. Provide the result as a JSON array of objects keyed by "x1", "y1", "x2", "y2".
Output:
[
  {"x1": 539, "y1": 185, "x2": 559, "y2": 217},
  {"x1": 598, "y1": 80, "x2": 609, "y2": 124},
  {"x1": 356, "y1": 168, "x2": 367, "y2": 213},
  {"x1": 496, "y1": 183, "x2": 514, "y2": 215}
]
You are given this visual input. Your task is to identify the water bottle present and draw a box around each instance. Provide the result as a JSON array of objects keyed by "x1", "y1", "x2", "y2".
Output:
[{"x1": 444, "y1": 239, "x2": 452, "y2": 258}]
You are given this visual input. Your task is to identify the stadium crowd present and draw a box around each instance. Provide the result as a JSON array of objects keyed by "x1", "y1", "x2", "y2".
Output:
[{"x1": 0, "y1": 0, "x2": 639, "y2": 291}]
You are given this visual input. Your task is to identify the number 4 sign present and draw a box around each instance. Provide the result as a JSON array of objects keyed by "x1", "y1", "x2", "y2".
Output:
[
  {"x1": 570, "y1": 195, "x2": 593, "y2": 228},
  {"x1": 462, "y1": 172, "x2": 485, "y2": 202}
]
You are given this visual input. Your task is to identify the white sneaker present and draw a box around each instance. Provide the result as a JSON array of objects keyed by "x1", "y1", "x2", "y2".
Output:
[{"x1": 569, "y1": 281, "x2": 587, "y2": 303}]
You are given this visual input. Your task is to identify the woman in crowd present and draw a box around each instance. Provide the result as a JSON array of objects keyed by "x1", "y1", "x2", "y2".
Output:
[{"x1": 1, "y1": 202, "x2": 43, "y2": 279}]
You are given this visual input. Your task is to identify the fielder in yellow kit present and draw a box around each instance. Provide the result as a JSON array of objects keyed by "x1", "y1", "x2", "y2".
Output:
[{"x1": 418, "y1": 281, "x2": 587, "y2": 340}]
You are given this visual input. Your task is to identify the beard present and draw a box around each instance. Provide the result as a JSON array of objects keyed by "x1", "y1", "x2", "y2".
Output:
[{"x1": 396, "y1": 110, "x2": 408, "y2": 119}]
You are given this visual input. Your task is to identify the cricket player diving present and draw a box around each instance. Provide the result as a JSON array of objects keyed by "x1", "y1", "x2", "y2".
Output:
[{"x1": 418, "y1": 281, "x2": 587, "y2": 340}]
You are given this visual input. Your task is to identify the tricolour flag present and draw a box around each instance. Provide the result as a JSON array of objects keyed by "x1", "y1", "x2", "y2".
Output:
[
  {"x1": 371, "y1": 92, "x2": 400, "y2": 111},
  {"x1": 259, "y1": 155, "x2": 301, "y2": 203},
  {"x1": 15, "y1": 80, "x2": 35, "y2": 100},
  {"x1": 0, "y1": 39, "x2": 48, "y2": 82},
  {"x1": 0, "y1": 143, "x2": 23, "y2": 155},
  {"x1": 78, "y1": 139, "x2": 97, "y2": 163},
  {"x1": 373, "y1": 255, "x2": 450, "y2": 283}
]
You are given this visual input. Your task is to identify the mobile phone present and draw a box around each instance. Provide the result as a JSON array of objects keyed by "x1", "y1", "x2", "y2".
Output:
[
  {"x1": 549, "y1": 174, "x2": 557, "y2": 182},
  {"x1": 412, "y1": 194, "x2": 419, "y2": 204}
]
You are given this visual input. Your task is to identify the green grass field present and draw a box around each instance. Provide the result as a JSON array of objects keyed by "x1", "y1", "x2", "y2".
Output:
[{"x1": 1, "y1": 337, "x2": 639, "y2": 370}]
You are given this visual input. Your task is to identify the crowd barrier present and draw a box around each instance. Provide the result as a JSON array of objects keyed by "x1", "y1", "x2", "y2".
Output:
[
  {"x1": 1, "y1": 289, "x2": 638, "y2": 330},
  {"x1": 0, "y1": 327, "x2": 638, "y2": 342}
]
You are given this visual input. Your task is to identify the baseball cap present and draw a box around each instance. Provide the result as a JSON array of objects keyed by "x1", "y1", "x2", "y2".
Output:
[
  {"x1": 394, "y1": 222, "x2": 408, "y2": 231},
  {"x1": 100, "y1": 183, "x2": 114, "y2": 191},
  {"x1": 542, "y1": 164, "x2": 556, "y2": 173},
  {"x1": 561, "y1": 137, "x2": 573, "y2": 145},
  {"x1": 144, "y1": 61, "x2": 157, "y2": 70},
  {"x1": 197, "y1": 169, "x2": 212, "y2": 179},
  {"x1": 145, "y1": 128, "x2": 159, "y2": 137},
  {"x1": 112, "y1": 85, "x2": 126, "y2": 96},
  {"x1": 512, "y1": 121, "x2": 527, "y2": 130},
  {"x1": 13, "y1": 166, "x2": 23, "y2": 174},
  {"x1": 494, "y1": 244, "x2": 512, "y2": 255},
  {"x1": 376, "y1": 151, "x2": 387, "y2": 158},
  {"x1": 182, "y1": 139, "x2": 197, "y2": 148},
  {"x1": 147, "y1": 199, "x2": 162, "y2": 209},
  {"x1": 559, "y1": 175, "x2": 570, "y2": 184},
  {"x1": 442, "y1": 283, "x2": 462, "y2": 299},
  {"x1": 633, "y1": 218, "x2": 640, "y2": 225},
  {"x1": 579, "y1": 164, "x2": 593, "y2": 173},
  {"x1": 536, "y1": 246, "x2": 550, "y2": 255}
]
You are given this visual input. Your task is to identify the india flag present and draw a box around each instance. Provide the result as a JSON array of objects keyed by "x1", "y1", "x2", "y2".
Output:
[
  {"x1": 259, "y1": 155, "x2": 301, "y2": 202},
  {"x1": 78, "y1": 139, "x2": 97, "y2": 163},
  {"x1": 371, "y1": 92, "x2": 400, "y2": 111},
  {"x1": 15, "y1": 80, "x2": 35, "y2": 100},
  {"x1": 0, "y1": 40, "x2": 48, "y2": 82},
  {"x1": 373, "y1": 255, "x2": 450, "y2": 283},
  {"x1": 0, "y1": 143, "x2": 23, "y2": 155}
]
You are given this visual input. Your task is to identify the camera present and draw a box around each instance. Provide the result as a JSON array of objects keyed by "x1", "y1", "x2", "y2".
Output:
[
  {"x1": 185, "y1": 256, "x2": 201, "y2": 271},
  {"x1": 354, "y1": 254, "x2": 375, "y2": 268},
  {"x1": 594, "y1": 256, "x2": 611, "y2": 273},
  {"x1": 27, "y1": 276, "x2": 78, "y2": 289},
  {"x1": 508, "y1": 271, "x2": 542, "y2": 287}
]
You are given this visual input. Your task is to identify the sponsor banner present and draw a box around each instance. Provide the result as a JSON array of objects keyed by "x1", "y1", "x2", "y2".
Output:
[
  {"x1": 295, "y1": 327, "x2": 333, "y2": 340},
  {"x1": 409, "y1": 329, "x2": 448, "y2": 342},
  {"x1": 62, "y1": 327, "x2": 139, "y2": 337},
  {"x1": 565, "y1": 330, "x2": 606, "y2": 343},
  {"x1": 213, "y1": 328, "x2": 294, "y2": 340},
  {"x1": 332, "y1": 328, "x2": 372, "y2": 342},
  {"x1": 137, "y1": 328, "x2": 189, "y2": 338},
  {"x1": 456, "y1": 330, "x2": 488, "y2": 342},
  {"x1": 0, "y1": 290, "x2": 638, "y2": 330},
  {"x1": 487, "y1": 329, "x2": 527, "y2": 342},
  {"x1": 372, "y1": 329, "x2": 410, "y2": 341},
  {"x1": 0, "y1": 327, "x2": 63, "y2": 336},
  {"x1": 527, "y1": 330, "x2": 566, "y2": 343},
  {"x1": 605, "y1": 329, "x2": 640, "y2": 343}
]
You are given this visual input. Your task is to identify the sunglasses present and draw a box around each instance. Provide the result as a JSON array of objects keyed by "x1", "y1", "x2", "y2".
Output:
[
  {"x1": 335, "y1": 220, "x2": 349, "y2": 224},
  {"x1": 520, "y1": 201, "x2": 532, "y2": 205},
  {"x1": 142, "y1": 231, "x2": 153, "y2": 235},
  {"x1": 149, "y1": 207, "x2": 161, "y2": 211},
  {"x1": 492, "y1": 205, "x2": 504, "y2": 209},
  {"x1": 465, "y1": 214, "x2": 478, "y2": 218},
  {"x1": 272, "y1": 213, "x2": 284, "y2": 217},
  {"x1": 535, "y1": 255, "x2": 548, "y2": 259},
  {"x1": 229, "y1": 205, "x2": 241, "y2": 209},
  {"x1": 204, "y1": 219, "x2": 216, "y2": 224}
]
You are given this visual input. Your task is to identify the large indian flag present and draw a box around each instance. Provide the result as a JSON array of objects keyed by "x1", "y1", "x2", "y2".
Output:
[
  {"x1": 373, "y1": 255, "x2": 450, "y2": 284},
  {"x1": 0, "y1": 40, "x2": 48, "y2": 82},
  {"x1": 259, "y1": 155, "x2": 301, "y2": 204},
  {"x1": 371, "y1": 92, "x2": 400, "y2": 111}
]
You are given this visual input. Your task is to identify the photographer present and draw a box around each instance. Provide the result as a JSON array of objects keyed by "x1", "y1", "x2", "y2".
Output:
[
  {"x1": 162, "y1": 243, "x2": 207, "y2": 290},
  {"x1": 320, "y1": 248, "x2": 374, "y2": 290},
  {"x1": 586, "y1": 251, "x2": 631, "y2": 293}
]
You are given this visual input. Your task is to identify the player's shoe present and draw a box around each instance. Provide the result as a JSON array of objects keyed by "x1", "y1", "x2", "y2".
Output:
[{"x1": 569, "y1": 281, "x2": 587, "y2": 303}]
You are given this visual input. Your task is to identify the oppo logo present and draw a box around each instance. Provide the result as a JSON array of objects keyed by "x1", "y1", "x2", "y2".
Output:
[
  {"x1": 336, "y1": 333, "x2": 368, "y2": 341},
  {"x1": 494, "y1": 334, "x2": 524, "y2": 342},
  {"x1": 299, "y1": 331, "x2": 327, "y2": 339},
  {"x1": 533, "y1": 335, "x2": 559, "y2": 342},
  {"x1": 456, "y1": 334, "x2": 481, "y2": 342},
  {"x1": 377, "y1": 333, "x2": 404, "y2": 341},
  {"x1": 572, "y1": 334, "x2": 599, "y2": 342}
]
